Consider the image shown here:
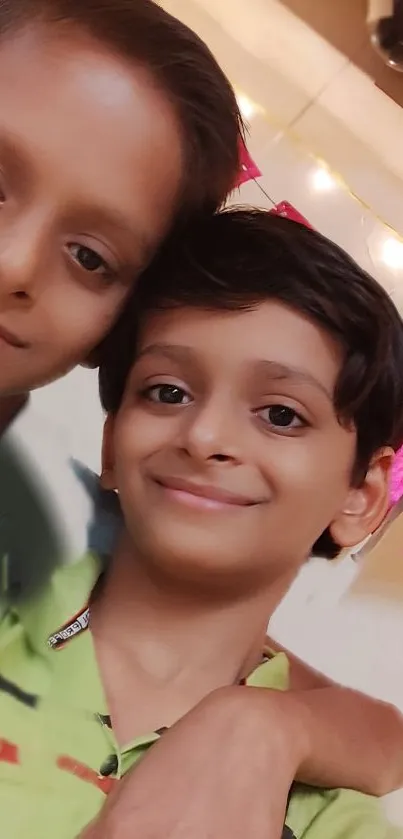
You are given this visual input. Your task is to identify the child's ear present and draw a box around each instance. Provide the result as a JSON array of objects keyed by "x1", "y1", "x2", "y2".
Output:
[
  {"x1": 100, "y1": 415, "x2": 117, "y2": 491},
  {"x1": 329, "y1": 447, "x2": 394, "y2": 549}
]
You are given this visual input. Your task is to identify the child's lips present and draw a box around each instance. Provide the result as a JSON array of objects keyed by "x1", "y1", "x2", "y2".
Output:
[
  {"x1": 0, "y1": 323, "x2": 28, "y2": 349},
  {"x1": 154, "y1": 477, "x2": 263, "y2": 511}
]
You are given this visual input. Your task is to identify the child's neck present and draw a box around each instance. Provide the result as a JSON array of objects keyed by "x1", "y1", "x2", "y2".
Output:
[
  {"x1": 0, "y1": 394, "x2": 28, "y2": 437},
  {"x1": 90, "y1": 531, "x2": 292, "y2": 743}
]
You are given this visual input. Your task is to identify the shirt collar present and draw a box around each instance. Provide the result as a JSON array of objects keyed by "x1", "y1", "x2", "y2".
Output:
[
  {"x1": 14, "y1": 551, "x2": 290, "y2": 711},
  {"x1": 14, "y1": 552, "x2": 108, "y2": 713},
  {"x1": 15, "y1": 552, "x2": 103, "y2": 655}
]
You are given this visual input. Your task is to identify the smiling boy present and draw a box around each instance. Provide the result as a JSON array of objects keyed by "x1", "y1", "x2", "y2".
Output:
[
  {"x1": 1, "y1": 3, "x2": 403, "y2": 836},
  {"x1": 1, "y1": 209, "x2": 402, "y2": 838}
]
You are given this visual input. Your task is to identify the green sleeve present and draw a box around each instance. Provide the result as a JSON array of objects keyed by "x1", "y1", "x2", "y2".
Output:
[{"x1": 287, "y1": 786, "x2": 402, "y2": 839}]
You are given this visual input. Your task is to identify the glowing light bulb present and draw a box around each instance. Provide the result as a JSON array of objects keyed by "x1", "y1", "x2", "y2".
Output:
[
  {"x1": 311, "y1": 166, "x2": 337, "y2": 192},
  {"x1": 236, "y1": 92, "x2": 258, "y2": 121},
  {"x1": 380, "y1": 237, "x2": 403, "y2": 271}
]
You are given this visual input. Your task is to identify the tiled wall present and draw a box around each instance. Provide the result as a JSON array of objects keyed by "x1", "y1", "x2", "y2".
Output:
[
  {"x1": 281, "y1": 0, "x2": 403, "y2": 110},
  {"x1": 160, "y1": 0, "x2": 403, "y2": 236}
]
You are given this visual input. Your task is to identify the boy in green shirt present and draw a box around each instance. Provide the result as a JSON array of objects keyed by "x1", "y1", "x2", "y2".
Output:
[
  {"x1": 91, "y1": 208, "x2": 403, "y2": 838},
  {"x1": 0, "y1": 0, "x2": 403, "y2": 834},
  {"x1": 2, "y1": 208, "x2": 401, "y2": 838}
]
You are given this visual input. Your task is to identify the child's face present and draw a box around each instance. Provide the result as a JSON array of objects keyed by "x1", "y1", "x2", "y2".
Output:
[
  {"x1": 103, "y1": 302, "x2": 388, "y2": 594},
  {"x1": 0, "y1": 26, "x2": 183, "y2": 395}
]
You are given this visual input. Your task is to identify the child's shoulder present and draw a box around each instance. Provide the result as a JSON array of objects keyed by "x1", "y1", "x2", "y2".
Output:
[{"x1": 287, "y1": 784, "x2": 399, "y2": 839}]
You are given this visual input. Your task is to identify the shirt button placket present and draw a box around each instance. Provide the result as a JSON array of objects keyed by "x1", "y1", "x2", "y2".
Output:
[{"x1": 99, "y1": 753, "x2": 119, "y2": 778}]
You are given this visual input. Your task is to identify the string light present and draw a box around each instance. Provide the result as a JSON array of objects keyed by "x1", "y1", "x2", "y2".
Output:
[
  {"x1": 236, "y1": 87, "x2": 403, "y2": 277},
  {"x1": 380, "y1": 237, "x2": 403, "y2": 271},
  {"x1": 311, "y1": 165, "x2": 338, "y2": 192},
  {"x1": 235, "y1": 91, "x2": 260, "y2": 121}
]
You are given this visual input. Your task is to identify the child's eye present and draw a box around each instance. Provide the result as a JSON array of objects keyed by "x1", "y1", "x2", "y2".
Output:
[
  {"x1": 257, "y1": 404, "x2": 306, "y2": 431},
  {"x1": 144, "y1": 384, "x2": 192, "y2": 405},
  {"x1": 68, "y1": 243, "x2": 111, "y2": 276}
]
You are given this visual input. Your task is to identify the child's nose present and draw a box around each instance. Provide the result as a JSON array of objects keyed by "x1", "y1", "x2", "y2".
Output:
[
  {"x1": 0, "y1": 217, "x2": 45, "y2": 304},
  {"x1": 181, "y1": 401, "x2": 243, "y2": 465}
]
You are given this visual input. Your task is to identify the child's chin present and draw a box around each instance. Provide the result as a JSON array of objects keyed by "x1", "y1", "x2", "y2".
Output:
[{"x1": 142, "y1": 526, "x2": 255, "y2": 587}]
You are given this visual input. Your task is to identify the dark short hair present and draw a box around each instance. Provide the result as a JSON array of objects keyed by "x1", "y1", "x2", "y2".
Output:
[
  {"x1": 0, "y1": 0, "x2": 243, "y2": 218},
  {"x1": 99, "y1": 208, "x2": 403, "y2": 558}
]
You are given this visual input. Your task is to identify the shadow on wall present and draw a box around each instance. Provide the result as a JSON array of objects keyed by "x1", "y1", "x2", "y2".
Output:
[
  {"x1": 0, "y1": 447, "x2": 121, "y2": 608},
  {"x1": 0, "y1": 441, "x2": 63, "y2": 604}
]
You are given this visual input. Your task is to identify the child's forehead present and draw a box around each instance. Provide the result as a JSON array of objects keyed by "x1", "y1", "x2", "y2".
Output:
[
  {"x1": 0, "y1": 24, "x2": 182, "y2": 257},
  {"x1": 135, "y1": 303, "x2": 342, "y2": 392}
]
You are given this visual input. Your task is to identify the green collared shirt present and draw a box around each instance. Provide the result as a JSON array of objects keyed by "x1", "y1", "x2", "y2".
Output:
[{"x1": 0, "y1": 553, "x2": 399, "y2": 839}]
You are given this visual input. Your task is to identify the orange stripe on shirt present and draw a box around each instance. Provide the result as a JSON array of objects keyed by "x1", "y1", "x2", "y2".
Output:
[
  {"x1": 57, "y1": 755, "x2": 116, "y2": 795},
  {"x1": 0, "y1": 738, "x2": 19, "y2": 765}
]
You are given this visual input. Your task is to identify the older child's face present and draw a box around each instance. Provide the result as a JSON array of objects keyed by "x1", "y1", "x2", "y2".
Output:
[
  {"x1": 0, "y1": 26, "x2": 182, "y2": 395},
  {"x1": 104, "y1": 303, "x2": 389, "y2": 593}
]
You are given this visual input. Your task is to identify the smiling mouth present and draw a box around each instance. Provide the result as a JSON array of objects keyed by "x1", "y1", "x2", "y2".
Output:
[
  {"x1": 0, "y1": 324, "x2": 28, "y2": 349},
  {"x1": 154, "y1": 477, "x2": 262, "y2": 511}
]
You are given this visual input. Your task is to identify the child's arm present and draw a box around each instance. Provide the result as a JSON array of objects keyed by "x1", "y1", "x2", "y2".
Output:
[
  {"x1": 78, "y1": 675, "x2": 403, "y2": 839},
  {"x1": 269, "y1": 636, "x2": 403, "y2": 795}
]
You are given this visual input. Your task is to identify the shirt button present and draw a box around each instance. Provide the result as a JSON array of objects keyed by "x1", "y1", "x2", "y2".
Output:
[{"x1": 100, "y1": 753, "x2": 119, "y2": 777}]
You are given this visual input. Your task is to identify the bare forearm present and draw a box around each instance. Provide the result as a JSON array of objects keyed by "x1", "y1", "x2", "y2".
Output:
[
  {"x1": 268, "y1": 636, "x2": 403, "y2": 794},
  {"x1": 77, "y1": 687, "x2": 300, "y2": 839},
  {"x1": 285, "y1": 686, "x2": 403, "y2": 795}
]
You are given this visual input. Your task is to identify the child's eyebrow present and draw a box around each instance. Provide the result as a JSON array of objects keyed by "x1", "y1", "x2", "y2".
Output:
[
  {"x1": 136, "y1": 344, "x2": 194, "y2": 364},
  {"x1": 254, "y1": 360, "x2": 332, "y2": 400},
  {"x1": 136, "y1": 346, "x2": 332, "y2": 398}
]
